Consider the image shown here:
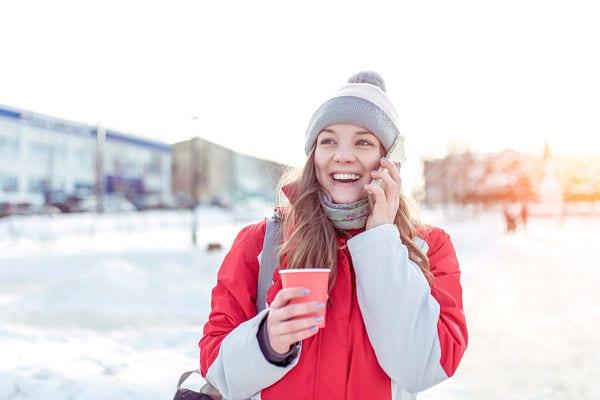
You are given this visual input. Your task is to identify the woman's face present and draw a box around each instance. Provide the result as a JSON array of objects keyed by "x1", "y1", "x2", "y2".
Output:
[{"x1": 314, "y1": 124, "x2": 384, "y2": 204}]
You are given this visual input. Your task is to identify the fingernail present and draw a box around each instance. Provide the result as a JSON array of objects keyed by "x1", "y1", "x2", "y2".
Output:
[
  {"x1": 310, "y1": 326, "x2": 318, "y2": 333},
  {"x1": 315, "y1": 302, "x2": 324, "y2": 310},
  {"x1": 300, "y1": 288, "x2": 310, "y2": 295},
  {"x1": 315, "y1": 316, "x2": 323, "y2": 322}
]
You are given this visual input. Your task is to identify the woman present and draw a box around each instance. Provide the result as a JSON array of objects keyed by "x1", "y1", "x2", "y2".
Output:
[{"x1": 199, "y1": 71, "x2": 467, "y2": 400}]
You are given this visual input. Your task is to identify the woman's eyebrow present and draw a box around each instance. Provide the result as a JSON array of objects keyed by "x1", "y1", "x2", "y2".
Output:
[{"x1": 355, "y1": 130, "x2": 375, "y2": 136}]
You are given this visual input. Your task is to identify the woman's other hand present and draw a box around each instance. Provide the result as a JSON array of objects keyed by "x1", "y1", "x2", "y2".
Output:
[{"x1": 266, "y1": 287, "x2": 323, "y2": 354}]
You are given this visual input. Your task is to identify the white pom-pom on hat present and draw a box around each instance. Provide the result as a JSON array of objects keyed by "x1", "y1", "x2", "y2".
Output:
[{"x1": 347, "y1": 71, "x2": 386, "y2": 92}]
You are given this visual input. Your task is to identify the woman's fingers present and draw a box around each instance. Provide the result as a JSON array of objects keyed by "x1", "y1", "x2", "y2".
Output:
[
  {"x1": 374, "y1": 158, "x2": 401, "y2": 193},
  {"x1": 385, "y1": 158, "x2": 402, "y2": 189},
  {"x1": 270, "y1": 299, "x2": 323, "y2": 324},
  {"x1": 364, "y1": 180, "x2": 386, "y2": 206},
  {"x1": 366, "y1": 171, "x2": 397, "y2": 205},
  {"x1": 272, "y1": 324, "x2": 319, "y2": 347},
  {"x1": 269, "y1": 287, "x2": 309, "y2": 309},
  {"x1": 268, "y1": 313, "x2": 321, "y2": 336},
  {"x1": 267, "y1": 287, "x2": 322, "y2": 353},
  {"x1": 364, "y1": 158, "x2": 402, "y2": 229}
]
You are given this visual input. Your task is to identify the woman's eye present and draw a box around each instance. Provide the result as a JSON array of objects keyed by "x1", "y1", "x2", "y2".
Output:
[
  {"x1": 319, "y1": 138, "x2": 335, "y2": 145},
  {"x1": 357, "y1": 139, "x2": 373, "y2": 146}
]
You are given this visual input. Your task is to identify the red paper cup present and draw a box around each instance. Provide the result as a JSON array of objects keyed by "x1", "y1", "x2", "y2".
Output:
[{"x1": 279, "y1": 268, "x2": 330, "y2": 328}]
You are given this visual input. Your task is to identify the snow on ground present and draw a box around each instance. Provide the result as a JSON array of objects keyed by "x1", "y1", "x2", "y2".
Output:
[{"x1": 1, "y1": 205, "x2": 599, "y2": 399}]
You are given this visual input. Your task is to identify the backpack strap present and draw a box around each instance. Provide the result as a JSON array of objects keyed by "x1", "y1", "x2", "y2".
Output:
[{"x1": 256, "y1": 211, "x2": 282, "y2": 313}]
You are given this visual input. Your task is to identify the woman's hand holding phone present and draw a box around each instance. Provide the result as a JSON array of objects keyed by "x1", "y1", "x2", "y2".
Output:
[{"x1": 364, "y1": 157, "x2": 402, "y2": 230}]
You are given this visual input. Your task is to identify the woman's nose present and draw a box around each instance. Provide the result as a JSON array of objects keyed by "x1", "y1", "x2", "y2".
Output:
[{"x1": 333, "y1": 146, "x2": 356, "y2": 162}]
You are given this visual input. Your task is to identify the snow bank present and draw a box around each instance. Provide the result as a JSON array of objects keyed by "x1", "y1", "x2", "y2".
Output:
[{"x1": 1, "y1": 207, "x2": 599, "y2": 399}]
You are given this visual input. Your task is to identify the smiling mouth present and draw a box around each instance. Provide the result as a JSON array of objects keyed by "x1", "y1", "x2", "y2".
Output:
[{"x1": 332, "y1": 173, "x2": 361, "y2": 183}]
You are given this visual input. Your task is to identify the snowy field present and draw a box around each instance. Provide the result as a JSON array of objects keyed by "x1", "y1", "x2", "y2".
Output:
[{"x1": 1, "y1": 205, "x2": 599, "y2": 399}]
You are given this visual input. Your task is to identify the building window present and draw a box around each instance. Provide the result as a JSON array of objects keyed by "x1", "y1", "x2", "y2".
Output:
[
  {"x1": 146, "y1": 154, "x2": 163, "y2": 175},
  {"x1": 1, "y1": 176, "x2": 18, "y2": 193},
  {"x1": 29, "y1": 141, "x2": 53, "y2": 165},
  {"x1": 74, "y1": 182, "x2": 94, "y2": 195},
  {"x1": 28, "y1": 178, "x2": 47, "y2": 194},
  {"x1": 75, "y1": 148, "x2": 94, "y2": 170},
  {"x1": 0, "y1": 135, "x2": 18, "y2": 160}
]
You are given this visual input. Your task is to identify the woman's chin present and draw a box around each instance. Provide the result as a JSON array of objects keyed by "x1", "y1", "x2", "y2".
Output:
[{"x1": 330, "y1": 192, "x2": 366, "y2": 204}]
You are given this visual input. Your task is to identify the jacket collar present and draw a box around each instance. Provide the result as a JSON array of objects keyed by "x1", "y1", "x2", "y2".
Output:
[{"x1": 281, "y1": 183, "x2": 297, "y2": 204}]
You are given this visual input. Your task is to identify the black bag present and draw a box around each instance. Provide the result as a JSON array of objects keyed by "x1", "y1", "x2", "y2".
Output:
[{"x1": 173, "y1": 370, "x2": 222, "y2": 400}]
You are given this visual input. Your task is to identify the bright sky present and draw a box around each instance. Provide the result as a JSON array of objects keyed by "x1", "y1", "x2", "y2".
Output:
[{"x1": 2, "y1": 0, "x2": 599, "y2": 177}]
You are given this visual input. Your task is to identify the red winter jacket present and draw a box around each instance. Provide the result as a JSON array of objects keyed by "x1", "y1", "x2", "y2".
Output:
[{"x1": 199, "y1": 221, "x2": 467, "y2": 400}]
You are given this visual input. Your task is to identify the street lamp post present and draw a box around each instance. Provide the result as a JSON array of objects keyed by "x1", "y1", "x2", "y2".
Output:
[
  {"x1": 95, "y1": 123, "x2": 106, "y2": 213},
  {"x1": 191, "y1": 137, "x2": 199, "y2": 246}
]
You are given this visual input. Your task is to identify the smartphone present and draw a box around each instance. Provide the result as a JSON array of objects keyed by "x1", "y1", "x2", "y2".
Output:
[{"x1": 368, "y1": 135, "x2": 405, "y2": 208}]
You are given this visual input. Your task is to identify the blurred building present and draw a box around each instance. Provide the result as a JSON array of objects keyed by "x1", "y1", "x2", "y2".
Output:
[
  {"x1": 423, "y1": 150, "x2": 542, "y2": 205},
  {"x1": 423, "y1": 146, "x2": 600, "y2": 206},
  {"x1": 0, "y1": 104, "x2": 171, "y2": 206},
  {"x1": 172, "y1": 137, "x2": 288, "y2": 206}
]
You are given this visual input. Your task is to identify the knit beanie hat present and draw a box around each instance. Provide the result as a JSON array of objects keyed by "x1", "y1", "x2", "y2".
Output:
[{"x1": 304, "y1": 71, "x2": 400, "y2": 155}]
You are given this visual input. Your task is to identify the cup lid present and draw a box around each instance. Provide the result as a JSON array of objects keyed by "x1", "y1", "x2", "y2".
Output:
[{"x1": 279, "y1": 268, "x2": 331, "y2": 274}]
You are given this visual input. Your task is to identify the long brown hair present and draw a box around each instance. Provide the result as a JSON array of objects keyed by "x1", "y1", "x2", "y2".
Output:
[{"x1": 278, "y1": 148, "x2": 432, "y2": 292}]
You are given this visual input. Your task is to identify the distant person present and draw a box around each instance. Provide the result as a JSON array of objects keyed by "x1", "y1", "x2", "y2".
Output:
[
  {"x1": 503, "y1": 203, "x2": 517, "y2": 233},
  {"x1": 520, "y1": 202, "x2": 529, "y2": 230},
  {"x1": 199, "y1": 71, "x2": 468, "y2": 399}
]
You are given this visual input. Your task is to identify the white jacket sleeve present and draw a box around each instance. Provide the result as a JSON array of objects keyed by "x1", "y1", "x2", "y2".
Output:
[
  {"x1": 204, "y1": 309, "x2": 301, "y2": 400},
  {"x1": 347, "y1": 224, "x2": 448, "y2": 392}
]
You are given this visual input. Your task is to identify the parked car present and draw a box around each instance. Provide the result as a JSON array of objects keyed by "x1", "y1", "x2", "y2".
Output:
[
  {"x1": 136, "y1": 193, "x2": 196, "y2": 211},
  {"x1": 173, "y1": 192, "x2": 196, "y2": 209},
  {"x1": 45, "y1": 190, "x2": 84, "y2": 213},
  {"x1": 136, "y1": 194, "x2": 178, "y2": 210},
  {"x1": 0, "y1": 202, "x2": 61, "y2": 217},
  {"x1": 0, "y1": 202, "x2": 12, "y2": 218},
  {"x1": 73, "y1": 194, "x2": 137, "y2": 213}
]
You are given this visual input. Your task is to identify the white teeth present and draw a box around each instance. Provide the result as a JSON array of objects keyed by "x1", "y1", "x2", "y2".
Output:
[{"x1": 333, "y1": 173, "x2": 360, "y2": 181}]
